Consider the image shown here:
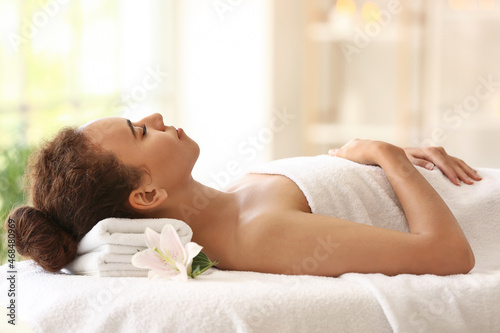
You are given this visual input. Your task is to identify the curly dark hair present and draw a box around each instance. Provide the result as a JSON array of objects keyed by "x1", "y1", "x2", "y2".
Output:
[{"x1": 4, "y1": 127, "x2": 145, "y2": 272}]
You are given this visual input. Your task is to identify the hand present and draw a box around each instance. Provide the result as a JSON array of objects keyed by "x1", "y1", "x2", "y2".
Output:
[
  {"x1": 403, "y1": 147, "x2": 482, "y2": 186},
  {"x1": 328, "y1": 139, "x2": 404, "y2": 166}
]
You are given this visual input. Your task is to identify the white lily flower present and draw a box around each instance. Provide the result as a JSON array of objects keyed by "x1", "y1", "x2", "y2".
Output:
[{"x1": 132, "y1": 224, "x2": 203, "y2": 281}]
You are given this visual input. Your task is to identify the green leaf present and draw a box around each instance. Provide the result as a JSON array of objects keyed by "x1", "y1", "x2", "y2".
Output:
[{"x1": 190, "y1": 252, "x2": 218, "y2": 279}]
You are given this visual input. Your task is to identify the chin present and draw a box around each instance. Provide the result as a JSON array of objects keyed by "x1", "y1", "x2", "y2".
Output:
[
  {"x1": 191, "y1": 139, "x2": 201, "y2": 159},
  {"x1": 187, "y1": 141, "x2": 200, "y2": 167},
  {"x1": 193, "y1": 144, "x2": 201, "y2": 163},
  {"x1": 182, "y1": 133, "x2": 200, "y2": 166}
]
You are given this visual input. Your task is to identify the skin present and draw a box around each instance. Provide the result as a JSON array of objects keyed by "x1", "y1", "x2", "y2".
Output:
[{"x1": 82, "y1": 113, "x2": 481, "y2": 276}]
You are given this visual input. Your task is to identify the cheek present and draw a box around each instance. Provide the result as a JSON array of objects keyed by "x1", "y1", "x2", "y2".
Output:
[
  {"x1": 149, "y1": 138, "x2": 179, "y2": 165},
  {"x1": 148, "y1": 135, "x2": 195, "y2": 171}
]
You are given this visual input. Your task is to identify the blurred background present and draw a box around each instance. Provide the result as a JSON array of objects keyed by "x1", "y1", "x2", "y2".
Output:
[{"x1": 1, "y1": 0, "x2": 500, "y2": 260}]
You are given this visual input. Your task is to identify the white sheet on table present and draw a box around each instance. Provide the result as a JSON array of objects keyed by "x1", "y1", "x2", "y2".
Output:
[{"x1": 2, "y1": 261, "x2": 500, "y2": 333}]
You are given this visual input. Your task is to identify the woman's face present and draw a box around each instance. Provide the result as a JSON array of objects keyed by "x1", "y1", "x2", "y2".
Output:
[{"x1": 81, "y1": 113, "x2": 200, "y2": 192}]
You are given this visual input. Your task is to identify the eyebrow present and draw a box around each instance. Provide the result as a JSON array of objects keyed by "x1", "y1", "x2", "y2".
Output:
[{"x1": 127, "y1": 119, "x2": 136, "y2": 138}]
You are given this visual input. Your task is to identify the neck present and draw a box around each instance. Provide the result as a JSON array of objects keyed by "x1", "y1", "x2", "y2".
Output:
[{"x1": 150, "y1": 177, "x2": 239, "y2": 229}]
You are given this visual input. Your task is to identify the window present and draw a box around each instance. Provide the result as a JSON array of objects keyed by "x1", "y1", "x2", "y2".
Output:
[{"x1": 0, "y1": 0, "x2": 177, "y2": 148}]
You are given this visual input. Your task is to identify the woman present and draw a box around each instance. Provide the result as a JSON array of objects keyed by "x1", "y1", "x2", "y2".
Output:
[{"x1": 7, "y1": 113, "x2": 482, "y2": 276}]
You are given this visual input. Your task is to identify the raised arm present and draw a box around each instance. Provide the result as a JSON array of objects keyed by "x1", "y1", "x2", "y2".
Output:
[{"x1": 233, "y1": 140, "x2": 475, "y2": 277}]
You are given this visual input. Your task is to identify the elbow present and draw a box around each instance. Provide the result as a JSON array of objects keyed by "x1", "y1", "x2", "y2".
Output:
[
  {"x1": 452, "y1": 238, "x2": 475, "y2": 274},
  {"x1": 436, "y1": 240, "x2": 475, "y2": 275},
  {"x1": 460, "y1": 245, "x2": 475, "y2": 274},
  {"x1": 421, "y1": 235, "x2": 475, "y2": 276},
  {"x1": 449, "y1": 248, "x2": 475, "y2": 275}
]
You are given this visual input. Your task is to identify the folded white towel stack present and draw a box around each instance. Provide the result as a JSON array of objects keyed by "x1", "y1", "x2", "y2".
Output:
[{"x1": 65, "y1": 218, "x2": 192, "y2": 277}]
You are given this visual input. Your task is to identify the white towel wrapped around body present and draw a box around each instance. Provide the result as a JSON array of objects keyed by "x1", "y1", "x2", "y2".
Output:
[
  {"x1": 250, "y1": 155, "x2": 500, "y2": 270},
  {"x1": 65, "y1": 218, "x2": 192, "y2": 277}
]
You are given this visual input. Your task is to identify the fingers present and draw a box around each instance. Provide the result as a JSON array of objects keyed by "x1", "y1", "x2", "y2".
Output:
[
  {"x1": 338, "y1": 145, "x2": 482, "y2": 186},
  {"x1": 454, "y1": 158, "x2": 482, "y2": 182},
  {"x1": 328, "y1": 149, "x2": 338, "y2": 156},
  {"x1": 434, "y1": 157, "x2": 481, "y2": 186},
  {"x1": 409, "y1": 157, "x2": 434, "y2": 171},
  {"x1": 429, "y1": 155, "x2": 464, "y2": 186},
  {"x1": 404, "y1": 146, "x2": 482, "y2": 186},
  {"x1": 436, "y1": 164, "x2": 461, "y2": 186},
  {"x1": 448, "y1": 163, "x2": 470, "y2": 186}
]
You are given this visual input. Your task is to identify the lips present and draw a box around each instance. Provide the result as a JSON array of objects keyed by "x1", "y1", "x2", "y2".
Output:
[{"x1": 176, "y1": 128, "x2": 183, "y2": 139}]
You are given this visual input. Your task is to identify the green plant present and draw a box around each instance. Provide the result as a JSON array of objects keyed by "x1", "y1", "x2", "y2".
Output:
[{"x1": 0, "y1": 146, "x2": 33, "y2": 265}]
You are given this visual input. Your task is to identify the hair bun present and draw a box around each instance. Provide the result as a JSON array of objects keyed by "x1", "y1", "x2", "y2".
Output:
[{"x1": 5, "y1": 206, "x2": 77, "y2": 272}]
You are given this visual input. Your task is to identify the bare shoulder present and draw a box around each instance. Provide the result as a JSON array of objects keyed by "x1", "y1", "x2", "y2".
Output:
[
  {"x1": 211, "y1": 173, "x2": 311, "y2": 271},
  {"x1": 227, "y1": 173, "x2": 311, "y2": 213}
]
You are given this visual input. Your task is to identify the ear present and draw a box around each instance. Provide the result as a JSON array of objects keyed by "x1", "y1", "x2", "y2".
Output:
[{"x1": 128, "y1": 187, "x2": 168, "y2": 212}]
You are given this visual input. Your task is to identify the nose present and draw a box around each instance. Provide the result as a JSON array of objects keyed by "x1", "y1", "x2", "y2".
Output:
[{"x1": 137, "y1": 113, "x2": 166, "y2": 131}]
